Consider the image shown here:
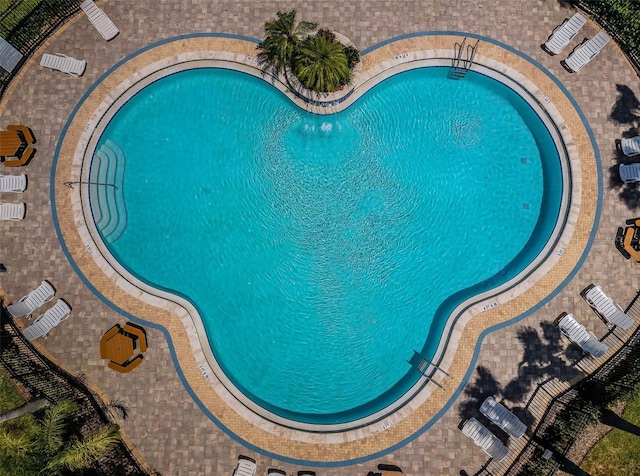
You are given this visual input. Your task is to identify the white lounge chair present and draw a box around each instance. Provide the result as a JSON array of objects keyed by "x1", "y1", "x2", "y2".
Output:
[
  {"x1": 0, "y1": 174, "x2": 26, "y2": 192},
  {"x1": 543, "y1": 13, "x2": 587, "y2": 55},
  {"x1": 40, "y1": 53, "x2": 86, "y2": 76},
  {"x1": 619, "y1": 163, "x2": 640, "y2": 183},
  {"x1": 267, "y1": 469, "x2": 286, "y2": 476},
  {"x1": 0, "y1": 35, "x2": 22, "y2": 74},
  {"x1": 556, "y1": 312, "x2": 608, "y2": 358},
  {"x1": 232, "y1": 456, "x2": 256, "y2": 476},
  {"x1": 22, "y1": 299, "x2": 72, "y2": 341},
  {"x1": 0, "y1": 202, "x2": 25, "y2": 221},
  {"x1": 582, "y1": 284, "x2": 635, "y2": 330},
  {"x1": 80, "y1": 0, "x2": 119, "y2": 41},
  {"x1": 479, "y1": 396, "x2": 528, "y2": 438},
  {"x1": 562, "y1": 31, "x2": 610, "y2": 72},
  {"x1": 7, "y1": 280, "x2": 56, "y2": 318},
  {"x1": 461, "y1": 417, "x2": 509, "y2": 462},
  {"x1": 621, "y1": 136, "x2": 640, "y2": 157}
]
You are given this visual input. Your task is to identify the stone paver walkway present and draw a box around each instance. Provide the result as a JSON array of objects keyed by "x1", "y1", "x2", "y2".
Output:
[{"x1": 1, "y1": 1, "x2": 639, "y2": 475}]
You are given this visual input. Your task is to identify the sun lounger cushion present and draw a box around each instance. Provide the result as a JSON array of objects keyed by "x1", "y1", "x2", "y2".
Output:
[
  {"x1": 22, "y1": 299, "x2": 71, "y2": 341},
  {"x1": 557, "y1": 313, "x2": 608, "y2": 357},
  {"x1": 563, "y1": 31, "x2": 610, "y2": 72},
  {"x1": 461, "y1": 417, "x2": 509, "y2": 461},
  {"x1": 0, "y1": 174, "x2": 26, "y2": 192},
  {"x1": 0, "y1": 202, "x2": 25, "y2": 221},
  {"x1": 40, "y1": 53, "x2": 86, "y2": 76},
  {"x1": 621, "y1": 136, "x2": 640, "y2": 157},
  {"x1": 80, "y1": 0, "x2": 119, "y2": 41},
  {"x1": 479, "y1": 396, "x2": 528, "y2": 438},
  {"x1": 543, "y1": 13, "x2": 586, "y2": 55},
  {"x1": 583, "y1": 285, "x2": 635, "y2": 330}
]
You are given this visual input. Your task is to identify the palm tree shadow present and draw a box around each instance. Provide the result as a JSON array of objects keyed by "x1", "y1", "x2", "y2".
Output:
[
  {"x1": 458, "y1": 321, "x2": 582, "y2": 425},
  {"x1": 458, "y1": 366, "x2": 501, "y2": 420},
  {"x1": 610, "y1": 84, "x2": 640, "y2": 126}
]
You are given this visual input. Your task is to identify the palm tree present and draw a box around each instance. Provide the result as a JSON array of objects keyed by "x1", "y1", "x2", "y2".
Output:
[
  {"x1": 46, "y1": 423, "x2": 121, "y2": 473},
  {"x1": 256, "y1": 10, "x2": 317, "y2": 73},
  {"x1": 0, "y1": 399, "x2": 121, "y2": 474},
  {"x1": 0, "y1": 398, "x2": 49, "y2": 424},
  {"x1": 293, "y1": 33, "x2": 351, "y2": 93}
]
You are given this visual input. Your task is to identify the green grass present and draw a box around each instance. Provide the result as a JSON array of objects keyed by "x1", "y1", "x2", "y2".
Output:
[
  {"x1": 582, "y1": 391, "x2": 640, "y2": 476},
  {"x1": 0, "y1": 0, "x2": 43, "y2": 37},
  {"x1": 0, "y1": 369, "x2": 25, "y2": 414}
]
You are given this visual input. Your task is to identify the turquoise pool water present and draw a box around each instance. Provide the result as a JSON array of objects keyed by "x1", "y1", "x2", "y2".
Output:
[{"x1": 91, "y1": 67, "x2": 562, "y2": 425}]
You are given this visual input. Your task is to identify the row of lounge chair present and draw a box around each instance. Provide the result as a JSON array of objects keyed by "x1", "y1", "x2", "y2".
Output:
[
  {"x1": 233, "y1": 456, "x2": 319, "y2": 476},
  {"x1": 38, "y1": 1, "x2": 118, "y2": 77},
  {"x1": 6, "y1": 281, "x2": 72, "y2": 341},
  {"x1": 464, "y1": 285, "x2": 635, "y2": 460},
  {"x1": 555, "y1": 284, "x2": 634, "y2": 358},
  {"x1": 618, "y1": 136, "x2": 640, "y2": 184},
  {"x1": 542, "y1": 12, "x2": 610, "y2": 72},
  {"x1": 461, "y1": 396, "x2": 528, "y2": 462},
  {"x1": 1, "y1": 173, "x2": 27, "y2": 221}
]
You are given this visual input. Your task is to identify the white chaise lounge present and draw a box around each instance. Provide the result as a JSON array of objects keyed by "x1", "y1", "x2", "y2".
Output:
[
  {"x1": 556, "y1": 312, "x2": 608, "y2": 358},
  {"x1": 40, "y1": 53, "x2": 86, "y2": 76},
  {"x1": 7, "y1": 280, "x2": 56, "y2": 318},
  {"x1": 0, "y1": 174, "x2": 26, "y2": 192},
  {"x1": 619, "y1": 163, "x2": 640, "y2": 183},
  {"x1": 562, "y1": 31, "x2": 610, "y2": 72},
  {"x1": 0, "y1": 202, "x2": 25, "y2": 221},
  {"x1": 621, "y1": 136, "x2": 640, "y2": 157},
  {"x1": 232, "y1": 456, "x2": 256, "y2": 476},
  {"x1": 462, "y1": 417, "x2": 509, "y2": 461},
  {"x1": 0, "y1": 35, "x2": 22, "y2": 74},
  {"x1": 80, "y1": 0, "x2": 119, "y2": 41},
  {"x1": 22, "y1": 299, "x2": 72, "y2": 341},
  {"x1": 542, "y1": 13, "x2": 586, "y2": 55},
  {"x1": 479, "y1": 396, "x2": 528, "y2": 438},
  {"x1": 582, "y1": 284, "x2": 635, "y2": 330},
  {"x1": 267, "y1": 470, "x2": 286, "y2": 476}
]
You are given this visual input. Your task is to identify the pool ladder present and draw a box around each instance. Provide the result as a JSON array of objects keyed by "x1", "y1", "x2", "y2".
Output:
[
  {"x1": 451, "y1": 37, "x2": 480, "y2": 79},
  {"x1": 407, "y1": 350, "x2": 453, "y2": 390}
]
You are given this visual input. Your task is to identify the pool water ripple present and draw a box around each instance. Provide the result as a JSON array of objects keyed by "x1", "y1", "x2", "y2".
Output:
[{"x1": 91, "y1": 66, "x2": 560, "y2": 424}]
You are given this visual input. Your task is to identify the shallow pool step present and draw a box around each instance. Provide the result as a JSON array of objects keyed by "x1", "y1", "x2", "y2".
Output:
[{"x1": 88, "y1": 139, "x2": 127, "y2": 243}]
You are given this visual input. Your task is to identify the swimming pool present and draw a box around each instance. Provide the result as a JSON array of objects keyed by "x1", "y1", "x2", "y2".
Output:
[{"x1": 88, "y1": 65, "x2": 563, "y2": 427}]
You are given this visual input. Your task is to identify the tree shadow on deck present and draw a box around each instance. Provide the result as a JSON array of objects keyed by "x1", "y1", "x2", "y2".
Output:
[
  {"x1": 607, "y1": 84, "x2": 640, "y2": 209},
  {"x1": 458, "y1": 320, "x2": 583, "y2": 436}
]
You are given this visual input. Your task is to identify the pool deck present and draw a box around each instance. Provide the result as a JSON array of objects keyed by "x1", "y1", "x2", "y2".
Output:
[{"x1": 1, "y1": 1, "x2": 639, "y2": 475}]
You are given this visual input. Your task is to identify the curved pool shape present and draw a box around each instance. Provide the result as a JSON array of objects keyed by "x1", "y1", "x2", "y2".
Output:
[{"x1": 90, "y1": 66, "x2": 562, "y2": 425}]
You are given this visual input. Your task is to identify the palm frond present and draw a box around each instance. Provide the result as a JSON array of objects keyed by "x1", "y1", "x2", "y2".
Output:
[
  {"x1": 38, "y1": 400, "x2": 78, "y2": 456},
  {"x1": 45, "y1": 424, "x2": 121, "y2": 472}
]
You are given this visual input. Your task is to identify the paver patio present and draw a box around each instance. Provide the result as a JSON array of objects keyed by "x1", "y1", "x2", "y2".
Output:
[{"x1": 1, "y1": 1, "x2": 639, "y2": 475}]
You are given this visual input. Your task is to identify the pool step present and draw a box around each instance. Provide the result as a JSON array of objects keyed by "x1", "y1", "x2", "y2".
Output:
[{"x1": 89, "y1": 139, "x2": 127, "y2": 243}]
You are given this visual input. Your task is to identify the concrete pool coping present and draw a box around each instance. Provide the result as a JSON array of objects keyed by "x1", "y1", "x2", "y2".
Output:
[{"x1": 52, "y1": 32, "x2": 598, "y2": 462}]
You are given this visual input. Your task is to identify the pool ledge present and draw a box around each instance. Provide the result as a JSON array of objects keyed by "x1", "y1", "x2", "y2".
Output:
[{"x1": 53, "y1": 33, "x2": 597, "y2": 463}]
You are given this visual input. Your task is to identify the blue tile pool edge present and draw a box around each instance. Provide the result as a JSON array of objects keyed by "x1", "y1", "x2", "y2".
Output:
[{"x1": 49, "y1": 31, "x2": 602, "y2": 467}]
